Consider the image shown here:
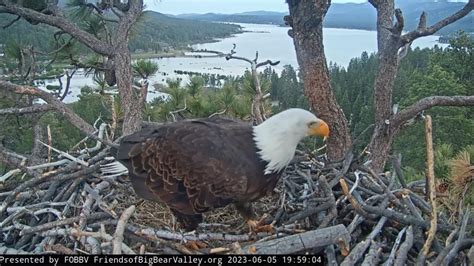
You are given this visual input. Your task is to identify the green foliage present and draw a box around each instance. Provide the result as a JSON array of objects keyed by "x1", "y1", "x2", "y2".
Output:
[
  {"x1": 267, "y1": 65, "x2": 308, "y2": 112},
  {"x1": 129, "y1": 11, "x2": 242, "y2": 52},
  {"x1": 0, "y1": 11, "x2": 241, "y2": 56},
  {"x1": 186, "y1": 76, "x2": 204, "y2": 98},
  {"x1": 329, "y1": 33, "x2": 473, "y2": 174},
  {"x1": 132, "y1": 59, "x2": 159, "y2": 79}
]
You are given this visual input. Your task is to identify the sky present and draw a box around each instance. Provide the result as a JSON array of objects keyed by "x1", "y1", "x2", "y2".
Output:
[
  {"x1": 145, "y1": 0, "x2": 367, "y2": 15},
  {"x1": 145, "y1": 0, "x2": 469, "y2": 15}
]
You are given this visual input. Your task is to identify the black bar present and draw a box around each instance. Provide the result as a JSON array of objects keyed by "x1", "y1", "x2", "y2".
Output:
[{"x1": 0, "y1": 254, "x2": 326, "y2": 265}]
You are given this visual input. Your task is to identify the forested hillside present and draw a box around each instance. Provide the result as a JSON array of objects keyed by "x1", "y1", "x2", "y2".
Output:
[
  {"x1": 0, "y1": 11, "x2": 241, "y2": 53},
  {"x1": 179, "y1": 1, "x2": 473, "y2": 34}
]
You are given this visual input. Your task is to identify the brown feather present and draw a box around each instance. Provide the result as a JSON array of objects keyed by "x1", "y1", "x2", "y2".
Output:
[{"x1": 113, "y1": 117, "x2": 282, "y2": 230}]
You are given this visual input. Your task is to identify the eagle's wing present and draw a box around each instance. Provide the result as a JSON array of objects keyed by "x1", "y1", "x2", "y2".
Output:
[{"x1": 115, "y1": 118, "x2": 257, "y2": 215}]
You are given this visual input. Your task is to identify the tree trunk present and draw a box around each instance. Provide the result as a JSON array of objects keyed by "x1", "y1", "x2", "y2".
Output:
[
  {"x1": 114, "y1": 45, "x2": 141, "y2": 136},
  {"x1": 113, "y1": 0, "x2": 144, "y2": 136},
  {"x1": 287, "y1": 0, "x2": 352, "y2": 161},
  {"x1": 366, "y1": 0, "x2": 400, "y2": 171}
]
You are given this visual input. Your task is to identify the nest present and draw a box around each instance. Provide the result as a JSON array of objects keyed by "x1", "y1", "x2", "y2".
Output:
[{"x1": 0, "y1": 138, "x2": 472, "y2": 265}]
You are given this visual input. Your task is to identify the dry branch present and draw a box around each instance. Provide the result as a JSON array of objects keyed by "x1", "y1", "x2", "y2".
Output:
[
  {"x1": 20, "y1": 212, "x2": 111, "y2": 236},
  {"x1": 341, "y1": 217, "x2": 387, "y2": 266},
  {"x1": 394, "y1": 226, "x2": 414, "y2": 266},
  {"x1": 242, "y1": 224, "x2": 350, "y2": 254},
  {"x1": 0, "y1": 104, "x2": 53, "y2": 115},
  {"x1": 401, "y1": 1, "x2": 474, "y2": 45},
  {"x1": 443, "y1": 209, "x2": 471, "y2": 265},
  {"x1": 391, "y1": 96, "x2": 474, "y2": 129},
  {"x1": 112, "y1": 205, "x2": 136, "y2": 254},
  {"x1": 420, "y1": 115, "x2": 437, "y2": 258},
  {"x1": 361, "y1": 240, "x2": 382, "y2": 266}
]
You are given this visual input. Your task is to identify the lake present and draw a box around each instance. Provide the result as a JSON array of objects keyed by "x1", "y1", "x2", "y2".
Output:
[{"x1": 38, "y1": 23, "x2": 447, "y2": 103}]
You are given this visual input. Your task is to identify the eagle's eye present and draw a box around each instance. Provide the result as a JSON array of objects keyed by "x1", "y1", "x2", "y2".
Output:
[{"x1": 307, "y1": 121, "x2": 318, "y2": 128}]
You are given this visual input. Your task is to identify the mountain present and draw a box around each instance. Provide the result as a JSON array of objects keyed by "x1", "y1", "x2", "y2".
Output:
[
  {"x1": 0, "y1": 11, "x2": 242, "y2": 53},
  {"x1": 176, "y1": 11, "x2": 285, "y2": 25},
  {"x1": 129, "y1": 11, "x2": 242, "y2": 52},
  {"x1": 176, "y1": 1, "x2": 473, "y2": 34}
]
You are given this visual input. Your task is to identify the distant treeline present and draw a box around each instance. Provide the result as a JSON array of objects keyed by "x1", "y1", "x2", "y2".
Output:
[
  {"x1": 0, "y1": 11, "x2": 242, "y2": 54},
  {"x1": 178, "y1": 1, "x2": 473, "y2": 35}
]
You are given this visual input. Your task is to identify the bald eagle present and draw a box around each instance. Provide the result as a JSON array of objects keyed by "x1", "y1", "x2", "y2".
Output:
[{"x1": 112, "y1": 108, "x2": 329, "y2": 232}]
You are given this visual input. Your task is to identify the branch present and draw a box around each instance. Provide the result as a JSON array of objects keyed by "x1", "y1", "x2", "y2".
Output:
[
  {"x1": 242, "y1": 224, "x2": 350, "y2": 254},
  {"x1": 0, "y1": 80, "x2": 95, "y2": 135},
  {"x1": 341, "y1": 217, "x2": 387, "y2": 266},
  {"x1": 19, "y1": 212, "x2": 111, "y2": 236},
  {"x1": 112, "y1": 205, "x2": 136, "y2": 254},
  {"x1": 59, "y1": 69, "x2": 76, "y2": 101},
  {"x1": 0, "y1": 3, "x2": 112, "y2": 56},
  {"x1": 0, "y1": 145, "x2": 38, "y2": 177},
  {"x1": 0, "y1": 104, "x2": 53, "y2": 115},
  {"x1": 401, "y1": 1, "x2": 474, "y2": 45},
  {"x1": 256, "y1": 59, "x2": 280, "y2": 69},
  {"x1": 393, "y1": 8, "x2": 404, "y2": 35},
  {"x1": 114, "y1": 0, "x2": 143, "y2": 45},
  {"x1": 420, "y1": 115, "x2": 437, "y2": 257},
  {"x1": 169, "y1": 99, "x2": 187, "y2": 122},
  {"x1": 391, "y1": 96, "x2": 474, "y2": 129}
]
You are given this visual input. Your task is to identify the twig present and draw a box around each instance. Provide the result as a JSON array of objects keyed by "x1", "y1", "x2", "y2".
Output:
[
  {"x1": 443, "y1": 209, "x2": 470, "y2": 265},
  {"x1": 384, "y1": 227, "x2": 406, "y2": 266},
  {"x1": 361, "y1": 241, "x2": 382, "y2": 266},
  {"x1": 208, "y1": 109, "x2": 227, "y2": 118},
  {"x1": 112, "y1": 205, "x2": 136, "y2": 254},
  {"x1": 19, "y1": 212, "x2": 111, "y2": 236},
  {"x1": 394, "y1": 226, "x2": 414, "y2": 266},
  {"x1": 341, "y1": 217, "x2": 387, "y2": 266},
  {"x1": 433, "y1": 239, "x2": 474, "y2": 265},
  {"x1": 339, "y1": 178, "x2": 368, "y2": 216},
  {"x1": 391, "y1": 153, "x2": 407, "y2": 188},
  {"x1": 169, "y1": 99, "x2": 187, "y2": 122},
  {"x1": 37, "y1": 140, "x2": 89, "y2": 166}
]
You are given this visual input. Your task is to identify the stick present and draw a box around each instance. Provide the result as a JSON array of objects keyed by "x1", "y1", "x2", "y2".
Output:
[
  {"x1": 19, "y1": 212, "x2": 111, "y2": 236},
  {"x1": 361, "y1": 241, "x2": 382, "y2": 266},
  {"x1": 443, "y1": 209, "x2": 470, "y2": 265},
  {"x1": 112, "y1": 205, "x2": 136, "y2": 254},
  {"x1": 340, "y1": 178, "x2": 368, "y2": 216},
  {"x1": 433, "y1": 239, "x2": 474, "y2": 265},
  {"x1": 37, "y1": 140, "x2": 89, "y2": 166},
  {"x1": 242, "y1": 224, "x2": 350, "y2": 254},
  {"x1": 384, "y1": 227, "x2": 406, "y2": 266},
  {"x1": 394, "y1": 226, "x2": 414, "y2": 266},
  {"x1": 419, "y1": 115, "x2": 437, "y2": 259},
  {"x1": 341, "y1": 217, "x2": 387, "y2": 266}
]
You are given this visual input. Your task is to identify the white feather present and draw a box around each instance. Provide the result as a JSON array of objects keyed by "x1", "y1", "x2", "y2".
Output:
[{"x1": 253, "y1": 108, "x2": 319, "y2": 174}]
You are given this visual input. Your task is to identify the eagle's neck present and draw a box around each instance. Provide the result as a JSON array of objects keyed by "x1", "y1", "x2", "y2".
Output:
[{"x1": 252, "y1": 120, "x2": 305, "y2": 175}]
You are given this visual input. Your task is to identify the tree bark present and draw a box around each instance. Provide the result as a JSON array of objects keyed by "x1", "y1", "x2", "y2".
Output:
[
  {"x1": 366, "y1": 0, "x2": 473, "y2": 172},
  {"x1": 366, "y1": 0, "x2": 400, "y2": 172},
  {"x1": 286, "y1": 0, "x2": 352, "y2": 161},
  {"x1": 112, "y1": 0, "x2": 143, "y2": 135}
]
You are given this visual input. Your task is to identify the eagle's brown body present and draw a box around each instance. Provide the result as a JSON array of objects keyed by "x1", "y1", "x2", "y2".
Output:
[{"x1": 113, "y1": 118, "x2": 281, "y2": 230}]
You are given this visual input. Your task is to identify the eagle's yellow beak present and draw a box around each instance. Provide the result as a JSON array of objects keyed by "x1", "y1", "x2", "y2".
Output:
[{"x1": 308, "y1": 120, "x2": 330, "y2": 139}]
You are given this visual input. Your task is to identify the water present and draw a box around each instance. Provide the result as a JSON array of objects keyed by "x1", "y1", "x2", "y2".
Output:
[{"x1": 38, "y1": 23, "x2": 447, "y2": 103}]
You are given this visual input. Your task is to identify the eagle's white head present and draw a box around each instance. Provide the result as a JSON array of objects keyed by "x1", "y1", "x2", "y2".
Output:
[{"x1": 253, "y1": 108, "x2": 329, "y2": 174}]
